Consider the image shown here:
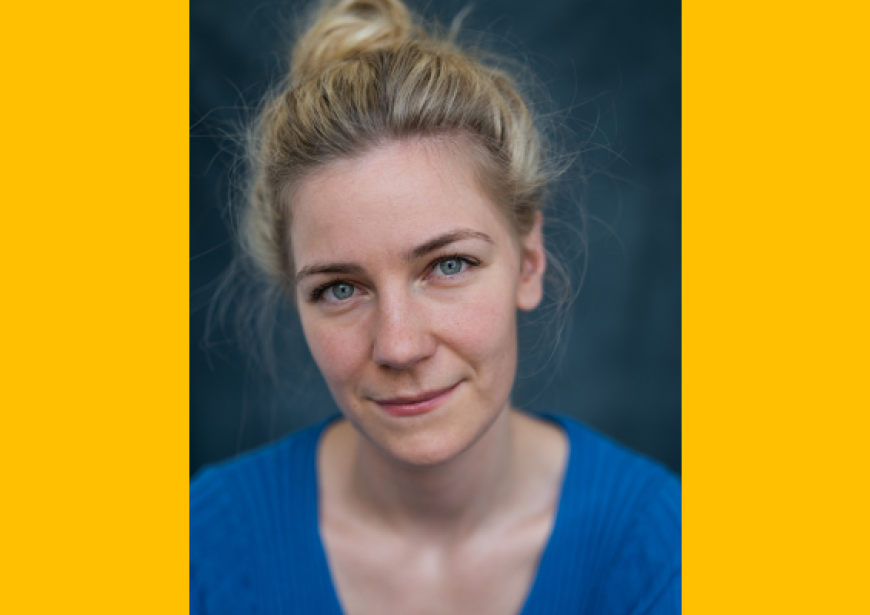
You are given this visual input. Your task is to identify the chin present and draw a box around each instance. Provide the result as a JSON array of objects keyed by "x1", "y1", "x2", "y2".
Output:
[
  {"x1": 357, "y1": 403, "x2": 506, "y2": 469},
  {"x1": 381, "y1": 429, "x2": 472, "y2": 468},
  {"x1": 334, "y1": 378, "x2": 513, "y2": 468}
]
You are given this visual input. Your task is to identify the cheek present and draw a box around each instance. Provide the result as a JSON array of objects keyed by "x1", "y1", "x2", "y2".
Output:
[
  {"x1": 301, "y1": 317, "x2": 369, "y2": 391},
  {"x1": 437, "y1": 282, "x2": 518, "y2": 372}
]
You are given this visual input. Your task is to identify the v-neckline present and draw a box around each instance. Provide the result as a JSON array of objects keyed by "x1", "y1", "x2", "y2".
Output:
[{"x1": 306, "y1": 413, "x2": 575, "y2": 615}]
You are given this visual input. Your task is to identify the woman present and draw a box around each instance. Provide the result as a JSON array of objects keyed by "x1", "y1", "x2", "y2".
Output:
[{"x1": 190, "y1": 1, "x2": 681, "y2": 613}]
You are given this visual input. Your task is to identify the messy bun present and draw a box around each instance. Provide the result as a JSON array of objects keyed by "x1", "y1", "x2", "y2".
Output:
[
  {"x1": 240, "y1": 0, "x2": 560, "y2": 287},
  {"x1": 290, "y1": 0, "x2": 417, "y2": 78}
]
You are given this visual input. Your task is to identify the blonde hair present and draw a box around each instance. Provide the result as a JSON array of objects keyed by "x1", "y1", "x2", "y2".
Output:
[
  {"x1": 241, "y1": 0, "x2": 559, "y2": 286},
  {"x1": 215, "y1": 0, "x2": 578, "y2": 378}
]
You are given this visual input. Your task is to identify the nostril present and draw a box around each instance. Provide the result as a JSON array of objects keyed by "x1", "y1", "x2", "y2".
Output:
[{"x1": 371, "y1": 307, "x2": 435, "y2": 370}]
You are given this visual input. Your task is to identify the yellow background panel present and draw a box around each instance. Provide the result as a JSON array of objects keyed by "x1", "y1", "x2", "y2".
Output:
[
  {"x1": 0, "y1": 1, "x2": 188, "y2": 612},
  {"x1": 684, "y1": 0, "x2": 869, "y2": 612}
]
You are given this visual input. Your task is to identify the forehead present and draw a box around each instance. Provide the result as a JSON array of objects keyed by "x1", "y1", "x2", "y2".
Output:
[{"x1": 289, "y1": 139, "x2": 511, "y2": 267}]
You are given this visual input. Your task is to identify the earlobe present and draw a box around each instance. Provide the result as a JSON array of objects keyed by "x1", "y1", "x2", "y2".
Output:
[{"x1": 516, "y1": 211, "x2": 546, "y2": 312}]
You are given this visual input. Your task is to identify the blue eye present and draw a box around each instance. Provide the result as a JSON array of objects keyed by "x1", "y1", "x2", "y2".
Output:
[
  {"x1": 328, "y1": 282, "x2": 355, "y2": 300},
  {"x1": 438, "y1": 258, "x2": 463, "y2": 276}
]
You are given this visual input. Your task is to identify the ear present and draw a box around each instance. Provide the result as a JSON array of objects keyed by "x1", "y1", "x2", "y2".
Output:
[{"x1": 516, "y1": 211, "x2": 546, "y2": 312}]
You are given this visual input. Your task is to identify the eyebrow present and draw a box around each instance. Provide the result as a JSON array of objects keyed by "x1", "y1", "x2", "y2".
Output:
[
  {"x1": 404, "y1": 229, "x2": 494, "y2": 262},
  {"x1": 295, "y1": 262, "x2": 366, "y2": 284},
  {"x1": 295, "y1": 228, "x2": 494, "y2": 284}
]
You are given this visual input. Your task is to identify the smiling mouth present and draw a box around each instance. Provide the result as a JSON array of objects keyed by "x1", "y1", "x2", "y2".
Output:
[{"x1": 372, "y1": 382, "x2": 461, "y2": 417}]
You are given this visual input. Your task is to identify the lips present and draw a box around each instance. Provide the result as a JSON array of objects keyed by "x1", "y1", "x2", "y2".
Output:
[{"x1": 371, "y1": 382, "x2": 460, "y2": 417}]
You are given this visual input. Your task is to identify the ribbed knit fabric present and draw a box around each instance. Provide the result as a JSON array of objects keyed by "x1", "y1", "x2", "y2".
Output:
[{"x1": 190, "y1": 414, "x2": 681, "y2": 614}]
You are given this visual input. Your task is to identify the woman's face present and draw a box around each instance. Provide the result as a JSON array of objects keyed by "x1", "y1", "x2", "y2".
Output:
[{"x1": 290, "y1": 138, "x2": 545, "y2": 467}]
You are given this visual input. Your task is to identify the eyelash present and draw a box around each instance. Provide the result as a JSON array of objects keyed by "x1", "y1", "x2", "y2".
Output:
[
  {"x1": 430, "y1": 253, "x2": 479, "y2": 278},
  {"x1": 309, "y1": 277, "x2": 345, "y2": 302},
  {"x1": 307, "y1": 254, "x2": 480, "y2": 303}
]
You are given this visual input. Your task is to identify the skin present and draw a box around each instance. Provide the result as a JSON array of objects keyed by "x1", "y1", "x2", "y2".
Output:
[{"x1": 291, "y1": 137, "x2": 568, "y2": 615}]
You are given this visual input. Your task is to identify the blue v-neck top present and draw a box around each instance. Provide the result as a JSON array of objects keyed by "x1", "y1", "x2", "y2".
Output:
[{"x1": 191, "y1": 414, "x2": 681, "y2": 614}]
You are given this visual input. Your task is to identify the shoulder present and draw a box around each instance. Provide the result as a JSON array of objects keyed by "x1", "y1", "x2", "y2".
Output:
[
  {"x1": 189, "y1": 417, "x2": 336, "y2": 614},
  {"x1": 190, "y1": 418, "x2": 326, "y2": 526},
  {"x1": 547, "y1": 413, "x2": 680, "y2": 517},
  {"x1": 540, "y1": 413, "x2": 681, "y2": 614}
]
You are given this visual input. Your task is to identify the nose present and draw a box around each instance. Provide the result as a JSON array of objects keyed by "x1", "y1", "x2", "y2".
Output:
[{"x1": 371, "y1": 290, "x2": 436, "y2": 370}]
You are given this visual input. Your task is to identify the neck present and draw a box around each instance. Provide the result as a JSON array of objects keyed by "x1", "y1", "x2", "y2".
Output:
[{"x1": 350, "y1": 409, "x2": 517, "y2": 542}]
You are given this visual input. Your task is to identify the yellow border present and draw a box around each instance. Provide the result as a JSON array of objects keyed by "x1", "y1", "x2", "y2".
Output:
[
  {"x1": 1, "y1": 1, "x2": 188, "y2": 612},
  {"x1": 685, "y1": 0, "x2": 869, "y2": 612}
]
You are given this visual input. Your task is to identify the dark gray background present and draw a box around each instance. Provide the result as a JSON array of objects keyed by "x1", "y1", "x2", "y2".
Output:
[{"x1": 191, "y1": 0, "x2": 681, "y2": 476}]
